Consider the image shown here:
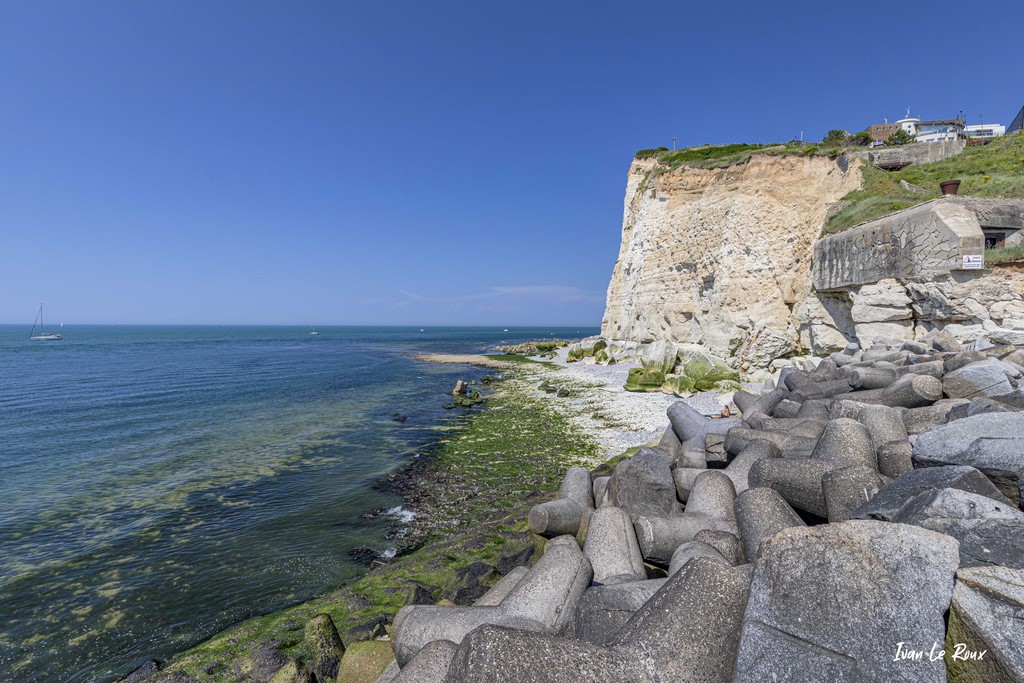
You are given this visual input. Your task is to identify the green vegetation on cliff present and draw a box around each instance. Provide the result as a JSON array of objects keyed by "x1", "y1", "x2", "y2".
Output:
[
  {"x1": 147, "y1": 361, "x2": 601, "y2": 682},
  {"x1": 825, "y1": 133, "x2": 1024, "y2": 234},
  {"x1": 635, "y1": 142, "x2": 821, "y2": 170},
  {"x1": 633, "y1": 138, "x2": 873, "y2": 171}
]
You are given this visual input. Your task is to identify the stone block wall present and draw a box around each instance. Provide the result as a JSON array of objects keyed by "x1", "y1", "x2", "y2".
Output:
[{"x1": 812, "y1": 200, "x2": 985, "y2": 292}]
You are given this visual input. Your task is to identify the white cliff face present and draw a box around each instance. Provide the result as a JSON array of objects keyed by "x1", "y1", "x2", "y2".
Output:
[{"x1": 601, "y1": 154, "x2": 862, "y2": 368}]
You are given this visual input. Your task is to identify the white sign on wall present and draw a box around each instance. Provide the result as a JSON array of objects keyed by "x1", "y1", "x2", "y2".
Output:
[{"x1": 962, "y1": 254, "x2": 984, "y2": 270}]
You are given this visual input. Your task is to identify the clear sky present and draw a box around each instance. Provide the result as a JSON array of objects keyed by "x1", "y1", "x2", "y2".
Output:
[{"x1": 2, "y1": 1, "x2": 1021, "y2": 325}]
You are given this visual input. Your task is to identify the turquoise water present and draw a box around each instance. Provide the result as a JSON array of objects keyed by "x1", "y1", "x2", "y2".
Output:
[{"x1": 0, "y1": 325, "x2": 596, "y2": 681}]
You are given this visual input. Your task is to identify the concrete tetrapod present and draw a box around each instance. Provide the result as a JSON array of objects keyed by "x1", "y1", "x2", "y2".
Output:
[
  {"x1": 849, "y1": 373, "x2": 943, "y2": 408},
  {"x1": 445, "y1": 558, "x2": 751, "y2": 683},
  {"x1": 583, "y1": 507, "x2": 648, "y2": 586},
  {"x1": 673, "y1": 439, "x2": 779, "y2": 501},
  {"x1": 857, "y1": 404, "x2": 908, "y2": 453},
  {"x1": 527, "y1": 467, "x2": 594, "y2": 537},
  {"x1": 390, "y1": 536, "x2": 592, "y2": 666},
  {"x1": 390, "y1": 640, "x2": 457, "y2": 683},
  {"x1": 472, "y1": 566, "x2": 528, "y2": 606},
  {"x1": 667, "y1": 400, "x2": 744, "y2": 445},
  {"x1": 748, "y1": 418, "x2": 879, "y2": 517},
  {"x1": 633, "y1": 469, "x2": 738, "y2": 565},
  {"x1": 668, "y1": 540, "x2": 729, "y2": 575},
  {"x1": 822, "y1": 465, "x2": 883, "y2": 522},
  {"x1": 569, "y1": 579, "x2": 667, "y2": 645},
  {"x1": 734, "y1": 487, "x2": 806, "y2": 561}
]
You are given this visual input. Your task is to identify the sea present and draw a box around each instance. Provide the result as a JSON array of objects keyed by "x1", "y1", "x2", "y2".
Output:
[{"x1": 0, "y1": 325, "x2": 597, "y2": 682}]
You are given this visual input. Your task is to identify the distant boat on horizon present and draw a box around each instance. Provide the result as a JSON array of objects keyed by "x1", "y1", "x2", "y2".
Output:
[
  {"x1": 30, "y1": 303, "x2": 62, "y2": 341},
  {"x1": 309, "y1": 321, "x2": 319, "y2": 336}
]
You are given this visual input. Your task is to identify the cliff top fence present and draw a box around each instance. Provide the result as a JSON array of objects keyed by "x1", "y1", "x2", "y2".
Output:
[{"x1": 812, "y1": 199, "x2": 985, "y2": 292}]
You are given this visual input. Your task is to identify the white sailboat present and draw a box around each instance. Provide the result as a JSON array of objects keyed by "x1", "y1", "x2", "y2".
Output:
[
  {"x1": 309, "y1": 321, "x2": 319, "y2": 336},
  {"x1": 30, "y1": 303, "x2": 62, "y2": 341}
]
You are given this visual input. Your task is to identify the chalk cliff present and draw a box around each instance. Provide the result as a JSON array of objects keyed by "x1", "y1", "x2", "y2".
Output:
[{"x1": 601, "y1": 154, "x2": 862, "y2": 368}]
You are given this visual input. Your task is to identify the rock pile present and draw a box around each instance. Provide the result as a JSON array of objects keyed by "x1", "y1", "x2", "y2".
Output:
[{"x1": 387, "y1": 331, "x2": 1024, "y2": 682}]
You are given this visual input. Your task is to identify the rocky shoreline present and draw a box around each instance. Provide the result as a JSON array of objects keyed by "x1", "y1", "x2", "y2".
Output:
[
  {"x1": 124, "y1": 350, "x2": 672, "y2": 683},
  {"x1": 391, "y1": 331, "x2": 1024, "y2": 682},
  {"x1": 123, "y1": 332, "x2": 1024, "y2": 682}
]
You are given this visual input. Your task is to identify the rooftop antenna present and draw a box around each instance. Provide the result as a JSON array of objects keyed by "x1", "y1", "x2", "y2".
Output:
[
  {"x1": 906, "y1": 106, "x2": 911, "y2": 118},
  {"x1": 672, "y1": 136, "x2": 678, "y2": 151}
]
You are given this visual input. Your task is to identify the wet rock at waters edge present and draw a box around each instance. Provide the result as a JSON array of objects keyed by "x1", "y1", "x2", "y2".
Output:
[
  {"x1": 348, "y1": 547, "x2": 381, "y2": 566},
  {"x1": 225, "y1": 638, "x2": 289, "y2": 683},
  {"x1": 116, "y1": 660, "x2": 160, "y2": 683},
  {"x1": 451, "y1": 380, "x2": 468, "y2": 396},
  {"x1": 303, "y1": 614, "x2": 345, "y2": 683}
]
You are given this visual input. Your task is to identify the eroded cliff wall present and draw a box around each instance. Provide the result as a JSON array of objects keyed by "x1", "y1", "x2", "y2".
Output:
[{"x1": 601, "y1": 154, "x2": 862, "y2": 367}]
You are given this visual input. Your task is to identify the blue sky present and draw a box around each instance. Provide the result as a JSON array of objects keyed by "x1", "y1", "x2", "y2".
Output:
[{"x1": 2, "y1": 1, "x2": 1021, "y2": 325}]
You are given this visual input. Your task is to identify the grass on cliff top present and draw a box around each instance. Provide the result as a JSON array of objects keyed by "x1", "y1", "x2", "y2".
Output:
[
  {"x1": 634, "y1": 141, "x2": 860, "y2": 171},
  {"x1": 824, "y1": 133, "x2": 1024, "y2": 234},
  {"x1": 154, "y1": 364, "x2": 601, "y2": 682}
]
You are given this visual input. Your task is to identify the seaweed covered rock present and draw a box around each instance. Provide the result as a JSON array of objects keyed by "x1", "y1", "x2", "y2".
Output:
[
  {"x1": 682, "y1": 359, "x2": 740, "y2": 392},
  {"x1": 946, "y1": 566, "x2": 1024, "y2": 683},
  {"x1": 302, "y1": 614, "x2": 344, "y2": 683},
  {"x1": 567, "y1": 337, "x2": 607, "y2": 362},
  {"x1": 623, "y1": 367, "x2": 666, "y2": 392}
]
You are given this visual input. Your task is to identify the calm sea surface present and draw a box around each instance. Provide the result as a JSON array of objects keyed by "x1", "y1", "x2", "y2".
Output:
[{"x1": 0, "y1": 325, "x2": 597, "y2": 681}]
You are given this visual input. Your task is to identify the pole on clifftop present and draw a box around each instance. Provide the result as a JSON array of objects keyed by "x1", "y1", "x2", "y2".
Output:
[{"x1": 672, "y1": 137, "x2": 678, "y2": 151}]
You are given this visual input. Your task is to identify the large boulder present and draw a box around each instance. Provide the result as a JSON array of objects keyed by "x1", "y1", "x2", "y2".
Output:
[
  {"x1": 942, "y1": 360, "x2": 1014, "y2": 399},
  {"x1": 946, "y1": 566, "x2": 1024, "y2": 683},
  {"x1": 912, "y1": 413, "x2": 1024, "y2": 507},
  {"x1": 733, "y1": 521, "x2": 960, "y2": 683},
  {"x1": 888, "y1": 488, "x2": 1024, "y2": 569},
  {"x1": 851, "y1": 465, "x2": 1014, "y2": 522},
  {"x1": 639, "y1": 339, "x2": 678, "y2": 373}
]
